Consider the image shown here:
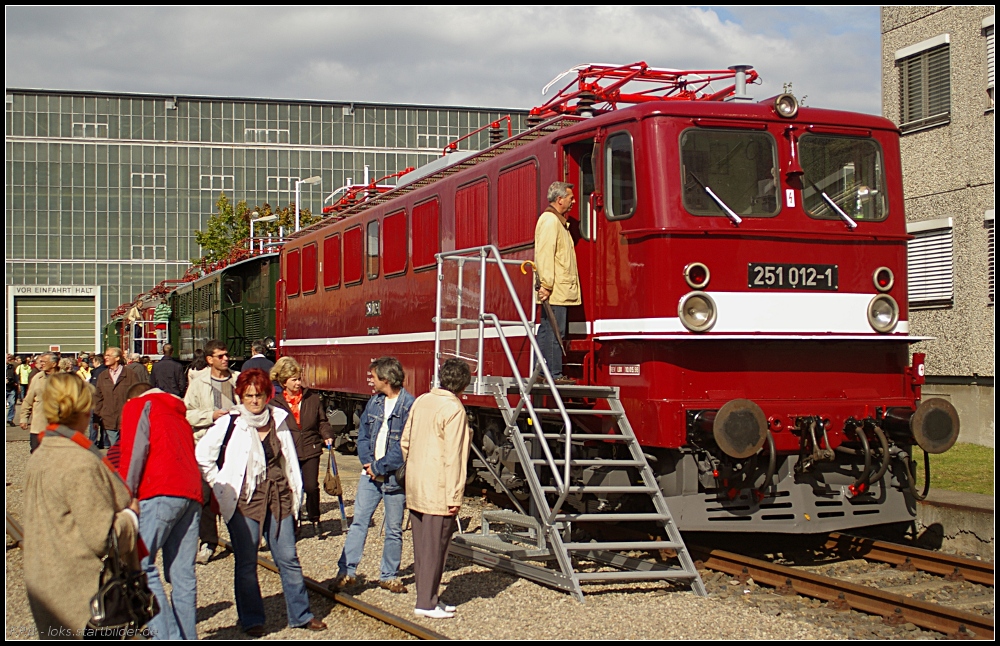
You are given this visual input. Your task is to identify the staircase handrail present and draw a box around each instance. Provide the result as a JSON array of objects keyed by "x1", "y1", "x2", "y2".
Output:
[{"x1": 434, "y1": 245, "x2": 573, "y2": 516}]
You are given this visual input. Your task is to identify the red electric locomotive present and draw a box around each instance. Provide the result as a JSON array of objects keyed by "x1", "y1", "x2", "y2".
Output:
[{"x1": 278, "y1": 63, "x2": 959, "y2": 533}]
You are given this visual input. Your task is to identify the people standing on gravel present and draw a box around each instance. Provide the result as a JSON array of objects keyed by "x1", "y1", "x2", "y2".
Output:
[
  {"x1": 185, "y1": 340, "x2": 239, "y2": 565},
  {"x1": 151, "y1": 343, "x2": 187, "y2": 397},
  {"x1": 195, "y1": 369, "x2": 326, "y2": 636},
  {"x1": 118, "y1": 381, "x2": 203, "y2": 640},
  {"x1": 16, "y1": 355, "x2": 33, "y2": 401},
  {"x1": 6, "y1": 355, "x2": 18, "y2": 426},
  {"x1": 127, "y1": 353, "x2": 151, "y2": 385},
  {"x1": 400, "y1": 358, "x2": 472, "y2": 619},
  {"x1": 269, "y1": 356, "x2": 334, "y2": 533},
  {"x1": 20, "y1": 353, "x2": 59, "y2": 453},
  {"x1": 94, "y1": 347, "x2": 141, "y2": 450},
  {"x1": 23, "y1": 373, "x2": 139, "y2": 637},
  {"x1": 332, "y1": 357, "x2": 414, "y2": 594}
]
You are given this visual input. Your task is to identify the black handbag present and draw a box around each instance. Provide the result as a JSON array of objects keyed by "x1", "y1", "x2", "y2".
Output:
[
  {"x1": 84, "y1": 526, "x2": 159, "y2": 639},
  {"x1": 395, "y1": 461, "x2": 406, "y2": 489}
]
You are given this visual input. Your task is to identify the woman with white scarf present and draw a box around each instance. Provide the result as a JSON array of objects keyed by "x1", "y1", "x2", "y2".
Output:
[{"x1": 195, "y1": 368, "x2": 326, "y2": 636}]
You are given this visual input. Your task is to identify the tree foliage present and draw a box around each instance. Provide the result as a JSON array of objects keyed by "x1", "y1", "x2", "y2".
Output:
[{"x1": 192, "y1": 193, "x2": 321, "y2": 263}]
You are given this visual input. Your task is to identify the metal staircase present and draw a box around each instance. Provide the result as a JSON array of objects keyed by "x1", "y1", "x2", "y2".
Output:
[{"x1": 433, "y1": 245, "x2": 706, "y2": 602}]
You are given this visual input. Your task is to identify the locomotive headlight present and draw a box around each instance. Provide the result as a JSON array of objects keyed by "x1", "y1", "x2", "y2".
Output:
[
  {"x1": 867, "y1": 294, "x2": 899, "y2": 333},
  {"x1": 774, "y1": 93, "x2": 799, "y2": 118},
  {"x1": 684, "y1": 262, "x2": 711, "y2": 289},
  {"x1": 873, "y1": 267, "x2": 894, "y2": 292},
  {"x1": 264, "y1": 336, "x2": 277, "y2": 350},
  {"x1": 678, "y1": 291, "x2": 717, "y2": 332}
]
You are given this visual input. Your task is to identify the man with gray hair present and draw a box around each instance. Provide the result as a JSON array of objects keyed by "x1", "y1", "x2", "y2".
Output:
[
  {"x1": 20, "y1": 352, "x2": 59, "y2": 452},
  {"x1": 127, "y1": 352, "x2": 151, "y2": 385},
  {"x1": 332, "y1": 356, "x2": 415, "y2": 593},
  {"x1": 533, "y1": 181, "x2": 581, "y2": 385}
]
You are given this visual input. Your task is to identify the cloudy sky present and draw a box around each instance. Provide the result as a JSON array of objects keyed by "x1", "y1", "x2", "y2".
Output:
[{"x1": 5, "y1": 6, "x2": 882, "y2": 114}]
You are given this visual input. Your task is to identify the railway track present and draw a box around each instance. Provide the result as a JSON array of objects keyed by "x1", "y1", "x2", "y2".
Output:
[
  {"x1": 688, "y1": 537, "x2": 994, "y2": 640},
  {"x1": 230, "y1": 542, "x2": 447, "y2": 640},
  {"x1": 5, "y1": 514, "x2": 444, "y2": 640}
]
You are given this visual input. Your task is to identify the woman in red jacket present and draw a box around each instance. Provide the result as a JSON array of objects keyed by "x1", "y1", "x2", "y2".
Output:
[{"x1": 270, "y1": 357, "x2": 334, "y2": 532}]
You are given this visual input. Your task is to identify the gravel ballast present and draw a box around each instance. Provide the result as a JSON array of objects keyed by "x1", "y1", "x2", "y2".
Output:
[{"x1": 6, "y1": 440, "x2": 857, "y2": 640}]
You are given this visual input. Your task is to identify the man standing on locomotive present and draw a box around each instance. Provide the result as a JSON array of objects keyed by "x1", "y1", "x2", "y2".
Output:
[{"x1": 534, "y1": 181, "x2": 581, "y2": 385}]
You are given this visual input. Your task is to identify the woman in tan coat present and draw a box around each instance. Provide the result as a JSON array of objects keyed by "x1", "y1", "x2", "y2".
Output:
[
  {"x1": 23, "y1": 373, "x2": 139, "y2": 639},
  {"x1": 399, "y1": 358, "x2": 472, "y2": 619}
]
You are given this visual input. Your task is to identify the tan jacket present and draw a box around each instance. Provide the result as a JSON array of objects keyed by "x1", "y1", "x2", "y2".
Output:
[
  {"x1": 534, "y1": 208, "x2": 581, "y2": 306},
  {"x1": 23, "y1": 431, "x2": 138, "y2": 638},
  {"x1": 184, "y1": 367, "x2": 240, "y2": 440},
  {"x1": 20, "y1": 371, "x2": 50, "y2": 435},
  {"x1": 400, "y1": 389, "x2": 471, "y2": 515}
]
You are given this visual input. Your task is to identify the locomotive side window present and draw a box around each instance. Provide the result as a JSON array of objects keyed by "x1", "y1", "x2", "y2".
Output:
[
  {"x1": 411, "y1": 197, "x2": 440, "y2": 269},
  {"x1": 343, "y1": 226, "x2": 363, "y2": 285},
  {"x1": 286, "y1": 248, "x2": 300, "y2": 296},
  {"x1": 605, "y1": 133, "x2": 636, "y2": 219},
  {"x1": 323, "y1": 233, "x2": 341, "y2": 289},
  {"x1": 301, "y1": 243, "x2": 318, "y2": 294},
  {"x1": 224, "y1": 276, "x2": 242, "y2": 304},
  {"x1": 366, "y1": 219, "x2": 380, "y2": 280},
  {"x1": 455, "y1": 178, "x2": 489, "y2": 249},
  {"x1": 800, "y1": 135, "x2": 887, "y2": 222},
  {"x1": 383, "y1": 210, "x2": 408, "y2": 276},
  {"x1": 680, "y1": 129, "x2": 779, "y2": 218},
  {"x1": 498, "y1": 161, "x2": 538, "y2": 249}
]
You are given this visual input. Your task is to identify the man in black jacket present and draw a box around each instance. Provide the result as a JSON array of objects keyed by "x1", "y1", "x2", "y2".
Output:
[{"x1": 151, "y1": 343, "x2": 187, "y2": 397}]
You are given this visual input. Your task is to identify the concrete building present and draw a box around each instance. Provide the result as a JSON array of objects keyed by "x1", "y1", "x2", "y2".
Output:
[
  {"x1": 881, "y1": 6, "x2": 995, "y2": 447},
  {"x1": 5, "y1": 89, "x2": 527, "y2": 355}
]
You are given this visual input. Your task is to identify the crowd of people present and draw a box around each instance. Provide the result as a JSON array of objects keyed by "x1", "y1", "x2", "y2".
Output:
[{"x1": 14, "y1": 340, "x2": 474, "y2": 638}]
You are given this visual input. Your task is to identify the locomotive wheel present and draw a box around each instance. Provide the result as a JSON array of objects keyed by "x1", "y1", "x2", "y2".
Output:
[{"x1": 713, "y1": 399, "x2": 768, "y2": 459}]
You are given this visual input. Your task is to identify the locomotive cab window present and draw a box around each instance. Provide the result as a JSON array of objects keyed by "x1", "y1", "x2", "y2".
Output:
[
  {"x1": 800, "y1": 135, "x2": 887, "y2": 222},
  {"x1": 681, "y1": 129, "x2": 779, "y2": 217},
  {"x1": 605, "y1": 133, "x2": 636, "y2": 220},
  {"x1": 223, "y1": 276, "x2": 242, "y2": 304},
  {"x1": 366, "y1": 219, "x2": 379, "y2": 280}
]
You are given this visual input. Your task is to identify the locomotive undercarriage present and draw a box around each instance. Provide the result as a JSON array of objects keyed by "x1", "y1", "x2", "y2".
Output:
[{"x1": 466, "y1": 408, "x2": 934, "y2": 534}]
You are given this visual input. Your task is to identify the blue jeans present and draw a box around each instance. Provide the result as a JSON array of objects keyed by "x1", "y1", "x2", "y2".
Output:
[
  {"x1": 536, "y1": 303, "x2": 567, "y2": 378},
  {"x1": 337, "y1": 474, "x2": 406, "y2": 581},
  {"x1": 226, "y1": 511, "x2": 313, "y2": 630},
  {"x1": 139, "y1": 496, "x2": 201, "y2": 640},
  {"x1": 5, "y1": 388, "x2": 15, "y2": 423},
  {"x1": 106, "y1": 428, "x2": 120, "y2": 449}
]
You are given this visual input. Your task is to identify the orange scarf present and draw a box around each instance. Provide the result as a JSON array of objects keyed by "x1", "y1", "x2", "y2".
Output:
[{"x1": 285, "y1": 390, "x2": 302, "y2": 426}]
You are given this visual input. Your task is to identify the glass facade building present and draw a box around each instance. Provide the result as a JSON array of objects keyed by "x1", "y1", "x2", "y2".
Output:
[{"x1": 5, "y1": 89, "x2": 528, "y2": 331}]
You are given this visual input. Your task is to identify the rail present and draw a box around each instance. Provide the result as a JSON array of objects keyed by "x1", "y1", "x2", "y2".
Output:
[{"x1": 432, "y1": 245, "x2": 574, "y2": 523}]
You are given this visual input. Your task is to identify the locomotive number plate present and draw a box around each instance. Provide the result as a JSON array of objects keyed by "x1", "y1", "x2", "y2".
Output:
[{"x1": 748, "y1": 263, "x2": 838, "y2": 290}]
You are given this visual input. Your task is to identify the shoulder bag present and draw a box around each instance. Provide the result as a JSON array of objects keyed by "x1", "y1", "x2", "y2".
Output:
[{"x1": 323, "y1": 447, "x2": 342, "y2": 496}]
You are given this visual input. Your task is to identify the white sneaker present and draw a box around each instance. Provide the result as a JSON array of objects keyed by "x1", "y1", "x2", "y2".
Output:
[
  {"x1": 196, "y1": 544, "x2": 213, "y2": 565},
  {"x1": 414, "y1": 607, "x2": 454, "y2": 619},
  {"x1": 438, "y1": 602, "x2": 457, "y2": 613}
]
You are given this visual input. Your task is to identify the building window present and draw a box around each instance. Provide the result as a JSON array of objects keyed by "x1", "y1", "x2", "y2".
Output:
[
  {"x1": 906, "y1": 217, "x2": 954, "y2": 308},
  {"x1": 985, "y1": 15, "x2": 995, "y2": 108},
  {"x1": 896, "y1": 34, "x2": 951, "y2": 132},
  {"x1": 987, "y1": 210, "x2": 995, "y2": 305}
]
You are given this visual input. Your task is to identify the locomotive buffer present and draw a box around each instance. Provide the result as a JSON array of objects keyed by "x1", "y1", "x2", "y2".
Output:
[{"x1": 434, "y1": 245, "x2": 706, "y2": 602}]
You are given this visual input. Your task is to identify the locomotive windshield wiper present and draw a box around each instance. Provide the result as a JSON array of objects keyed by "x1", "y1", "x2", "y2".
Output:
[
  {"x1": 803, "y1": 176, "x2": 859, "y2": 230},
  {"x1": 687, "y1": 171, "x2": 742, "y2": 225}
]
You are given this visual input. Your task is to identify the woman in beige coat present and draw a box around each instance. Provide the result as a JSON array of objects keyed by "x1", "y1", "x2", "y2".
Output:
[
  {"x1": 23, "y1": 373, "x2": 139, "y2": 639},
  {"x1": 399, "y1": 358, "x2": 472, "y2": 619}
]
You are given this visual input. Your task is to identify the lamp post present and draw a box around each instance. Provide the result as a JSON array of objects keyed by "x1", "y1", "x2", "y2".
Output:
[
  {"x1": 249, "y1": 212, "x2": 278, "y2": 250},
  {"x1": 294, "y1": 175, "x2": 322, "y2": 232}
]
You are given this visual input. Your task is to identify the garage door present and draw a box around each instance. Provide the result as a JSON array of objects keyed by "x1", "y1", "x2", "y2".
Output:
[{"x1": 15, "y1": 296, "x2": 97, "y2": 355}]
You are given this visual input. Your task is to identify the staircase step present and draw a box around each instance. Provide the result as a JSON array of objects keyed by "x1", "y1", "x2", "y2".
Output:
[
  {"x1": 518, "y1": 433, "x2": 630, "y2": 441},
  {"x1": 529, "y1": 408, "x2": 621, "y2": 416},
  {"x1": 540, "y1": 485, "x2": 658, "y2": 494},
  {"x1": 529, "y1": 459, "x2": 644, "y2": 467},
  {"x1": 482, "y1": 509, "x2": 541, "y2": 531},
  {"x1": 512, "y1": 384, "x2": 620, "y2": 399},
  {"x1": 574, "y1": 569, "x2": 698, "y2": 582},
  {"x1": 453, "y1": 534, "x2": 550, "y2": 557},
  {"x1": 554, "y1": 513, "x2": 667, "y2": 522},
  {"x1": 562, "y1": 541, "x2": 683, "y2": 551}
]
